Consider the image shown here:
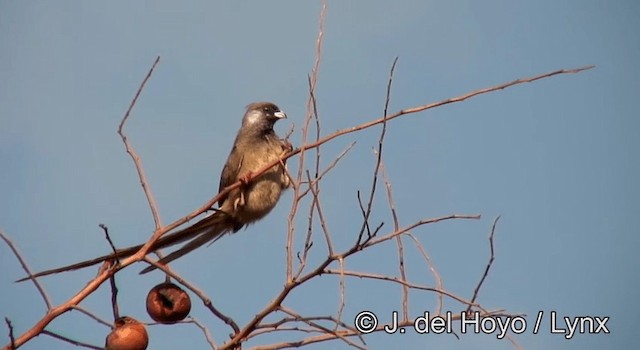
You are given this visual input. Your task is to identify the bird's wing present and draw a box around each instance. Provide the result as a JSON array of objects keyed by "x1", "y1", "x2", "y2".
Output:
[{"x1": 218, "y1": 144, "x2": 244, "y2": 205}]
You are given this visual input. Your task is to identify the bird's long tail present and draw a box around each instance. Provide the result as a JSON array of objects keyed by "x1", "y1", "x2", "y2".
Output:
[
  {"x1": 16, "y1": 211, "x2": 233, "y2": 282},
  {"x1": 138, "y1": 214, "x2": 234, "y2": 274}
]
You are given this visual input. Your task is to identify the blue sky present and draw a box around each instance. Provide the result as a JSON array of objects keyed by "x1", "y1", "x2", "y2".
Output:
[{"x1": 1, "y1": 1, "x2": 638, "y2": 349}]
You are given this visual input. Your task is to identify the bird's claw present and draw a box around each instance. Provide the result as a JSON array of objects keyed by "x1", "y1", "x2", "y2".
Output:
[
  {"x1": 282, "y1": 139, "x2": 293, "y2": 153},
  {"x1": 235, "y1": 172, "x2": 254, "y2": 210},
  {"x1": 239, "y1": 171, "x2": 254, "y2": 186}
]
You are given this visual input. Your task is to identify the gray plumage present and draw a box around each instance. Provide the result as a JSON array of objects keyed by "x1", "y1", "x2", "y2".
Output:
[{"x1": 18, "y1": 102, "x2": 291, "y2": 280}]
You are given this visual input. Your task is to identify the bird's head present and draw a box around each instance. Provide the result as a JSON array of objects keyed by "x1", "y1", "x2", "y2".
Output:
[{"x1": 242, "y1": 102, "x2": 287, "y2": 130}]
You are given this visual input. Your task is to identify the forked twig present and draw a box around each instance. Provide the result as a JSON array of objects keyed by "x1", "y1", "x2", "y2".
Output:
[{"x1": 117, "y1": 56, "x2": 162, "y2": 230}]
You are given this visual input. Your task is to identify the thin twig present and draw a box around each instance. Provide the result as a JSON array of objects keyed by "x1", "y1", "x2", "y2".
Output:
[
  {"x1": 278, "y1": 306, "x2": 365, "y2": 350},
  {"x1": 41, "y1": 330, "x2": 102, "y2": 350},
  {"x1": 70, "y1": 306, "x2": 112, "y2": 328},
  {"x1": 467, "y1": 216, "x2": 500, "y2": 312},
  {"x1": 109, "y1": 270, "x2": 119, "y2": 321},
  {"x1": 295, "y1": 143, "x2": 355, "y2": 279},
  {"x1": 248, "y1": 309, "x2": 515, "y2": 350},
  {"x1": 335, "y1": 257, "x2": 346, "y2": 327},
  {"x1": 4, "y1": 318, "x2": 14, "y2": 350},
  {"x1": 323, "y1": 269, "x2": 481, "y2": 309},
  {"x1": 377, "y1": 157, "x2": 409, "y2": 320},
  {"x1": 406, "y1": 233, "x2": 445, "y2": 314},
  {"x1": 183, "y1": 318, "x2": 218, "y2": 349},
  {"x1": 99, "y1": 224, "x2": 119, "y2": 262},
  {"x1": 355, "y1": 191, "x2": 373, "y2": 243},
  {"x1": 0, "y1": 230, "x2": 52, "y2": 309},
  {"x1": 253, "y1": 313, "x2": 361, "y2": 340},
  {"x1": 305, "y1": 171, "x2": 334, "y2": 256},
  {"x1": 288, "y1": 0, "x2": 327, "y2": 282},
  {"x1": 280, "y1": 66, "x2": 597, "y2": 172},
  {"x1": 117, "y1": 56, "x2": 163, "y2": 230},
  {"x1": 355, "y1": 58, "x2": 399, "y2": 247},
  {"x1": 366, "y1": 214, "x2": 480, "y2": 249},
  {"x1": 505, "y1": 332, "x2": 525, "y2": 350}
]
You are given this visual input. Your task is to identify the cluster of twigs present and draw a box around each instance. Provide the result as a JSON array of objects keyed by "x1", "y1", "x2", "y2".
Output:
[{"x1": 0, "y1": 3, "x2": 594, "y2": 349}]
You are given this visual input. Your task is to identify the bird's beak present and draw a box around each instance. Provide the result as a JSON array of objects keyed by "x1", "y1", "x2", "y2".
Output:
[{"x1": 274, "y1": 110, "x2": 287, "y2": 119}]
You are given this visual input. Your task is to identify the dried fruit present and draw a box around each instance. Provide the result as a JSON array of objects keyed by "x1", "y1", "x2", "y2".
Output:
[
  {"x1": 105, "y1": 316, "x2": 148, "y2": 350},
  {"x1": 146, "y1": 282, "x2": 191, "y2": 324}
]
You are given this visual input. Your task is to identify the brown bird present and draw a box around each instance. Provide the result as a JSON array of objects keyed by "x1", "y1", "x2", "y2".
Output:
[{"x1": 18, "y1": 102, "x2": 291, "y2": 280}]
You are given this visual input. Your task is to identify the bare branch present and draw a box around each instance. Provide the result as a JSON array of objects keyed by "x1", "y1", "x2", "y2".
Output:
[
  {"x1": 117, "y1": 56, "x2": 163, "y2": 230},
  {"x1": 355, "y1": 57, "x2": 399, "y2": 250},
  {"x1": 41, "y1": 330, "x2": 102, "y2": 350},
  {"x1": 295, "y1": 143, "x2": 355, "y2": 279},
  {"x1": 98, "y1": 224, "x2": 119, "y2": 259},
  {"x1": 467, "y1": 216, "x2": 501, "y2": 312},
  {"x1": 374, "y1": 57, "x2": 405, "y2": 320},
  {"x1": 288, "y1": 0, "x2": 328, "y2": 282},
  {"x1": 305, "y1": 171, "x2": 335, "y2": 256},
  {"x1": 182, "y1": 318, "x2": 218, "y2": 349},
  {"x1": 70, "y1": 306, "x2": 112, "y2": 328},
  {"x1": 284, "y1": 66, "x2": 596, "y2": 167},
  {"x1": 365, "y1": 214, "x2": 481, "y2": 249},
  {"x1": 0, "y1": 230, "x2": 52, "y2": 309},
  {"x1": 377, "y1": 157, "x2": 409, "y2": 320},
  {"x1": 323, "y1": 269, "x2": 480, "y2": 309},
  {"x1": 406, "y1": 233, "x2": 445, "y2": 314},
  {"x1": 335, "y1": 257, "x2": 346, "y2": 326},
  {"x1": 277, "y1": 306, "x2": 365, "y2": 350},
  {"x1": 4, "y1": 318, "x2": 14, "y2": 350},
  {"x1": 248, "y1": 309, "x2": 516, "y2": 350},
  {"x1": 108, "y1": 267, "x2": 120, "y2": 321}
]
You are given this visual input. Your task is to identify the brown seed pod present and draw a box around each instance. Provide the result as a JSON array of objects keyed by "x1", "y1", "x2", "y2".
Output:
[
  {"x1": 105, "y1": 316, "x2": 149, "y2": 350},
  {"x1": 146, "y1": 282, "x2": 192, "y2": 324}
]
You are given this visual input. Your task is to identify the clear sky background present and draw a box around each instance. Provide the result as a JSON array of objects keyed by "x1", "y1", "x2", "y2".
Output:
[{"x1": 1, "y1": 1, "x2": 638, "y2": 349}]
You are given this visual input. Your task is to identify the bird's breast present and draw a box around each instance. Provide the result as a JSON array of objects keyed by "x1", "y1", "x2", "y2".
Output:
[
  {"x1": 237, "y1": 175, "x2": 285, "y2": 222},
  {"x1": 228, "y1": 135, "x2": 290, "y2": 224}
]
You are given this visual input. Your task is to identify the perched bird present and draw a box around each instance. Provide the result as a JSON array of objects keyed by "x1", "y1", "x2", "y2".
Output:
[{"x1": 18, "y1": 102, "x2": 291, "y2": 280}]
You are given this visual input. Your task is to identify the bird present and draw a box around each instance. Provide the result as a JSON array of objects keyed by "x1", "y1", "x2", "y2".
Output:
[{"x1": 18, "y1": 102, "x2": 291, "y2": 281}]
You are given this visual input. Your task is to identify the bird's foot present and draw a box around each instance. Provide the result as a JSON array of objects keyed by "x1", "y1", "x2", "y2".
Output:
[
  {"x1": 207, "y1": 207, "x2": 228, "y2": 215},
  {"x1": 282, "y1": 139, "x2": 294, "y2": 153},
  {"x1": 239, "y1": 171, "x2": 254, "y2": 186}
]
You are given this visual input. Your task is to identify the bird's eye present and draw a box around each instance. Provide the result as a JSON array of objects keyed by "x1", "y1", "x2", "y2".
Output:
[{"x1": 263, "y1": 106, "x2": 271, "y2": 112}]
